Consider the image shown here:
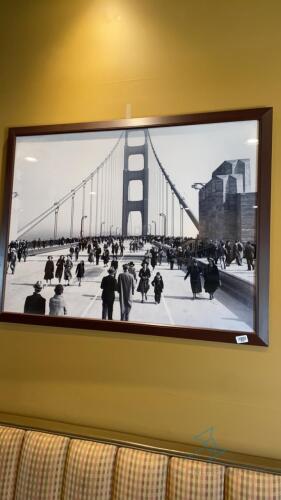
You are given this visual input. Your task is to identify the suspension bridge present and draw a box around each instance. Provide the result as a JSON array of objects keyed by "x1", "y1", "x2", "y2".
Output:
[
  {"x1": 15, "y1": 129, "x2": 199, "y2": 241},
  {"x1": 5, "y1": 128, "x2": 255, "y2": 334}
]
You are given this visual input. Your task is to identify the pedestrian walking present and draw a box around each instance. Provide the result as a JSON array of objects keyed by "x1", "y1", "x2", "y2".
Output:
[
  {"x1": 44, "y1": 256, "x2": 54, "y2": 285},
  {"x1": 217, "y1": 241, "x2": 227, "y2": 270},
  {"x1": 95, "y1": 245, "x2": 101, "y2": 265},
  {"x1": 100, "y1": 267, "x2": 118, "y2": 320},
  {"x1": 151, "y1": 272, "x2": 164, "y2": 304},
  {"x1": 169, "y1": 250, "x2": 175, "y2": 270},
  {"x1": 128, "y1": 261, "x2": 137, "y2": 283},
  {"x1": 75, "y1": 260, "x2": 85, "y2": 286},
  {"x1": 17, "y1": 247, "x2": 22, "y2": 262},
  {"x1": 204, "y1": 258, "x2": 220, "y2": 300},
  {"x1": 120, "y1": 242, "x2": 125, "y2": 256},
  {"x1": 225, "y1": 240, "x2": 233, "y2": 266},
  {"x1": 117, "y1": 264, "x2": 135, "y2": 321},
  {"x1": 55, "y1": 256, "x2": 65, "y2": 283},
  {"x1": 150, "y1": 250, "x2": 157, "y2": 271},
  {"x1": 177, "y1": 248, "x2": 184, "y2": 269},
  {"x1": 24, "y1": 281, "x2": 46, "y2": 315},
  {"x1": 49, "y1": 284, "x2": 67, "y2": 316},
  {"x1": 8, "y1": 249, "x2": 17, "y2": 274},
  {"x1": 69, "y1": 246, "x2": 75, "y2": 260},
  {"x1": 88, "y1": 249, "x2": 95, "y2": 263},
  {"x1": 64, "y1": 256, "x2": 73, "y2": 286},
  {"x1": 184, "y1": 260, "x2": 202, "y2": 299},
  {"x1": 22, "y1": 246, "x2": 28, "y2": 262},
  {"x1": 102, "y1": 248, "x2": 110, "y2": 267},
  {"x1": 244, "y1": 241, "x2": 255, "y2": 270},
  {"x1": 158, "y1": 248, "x2": 164, "y2": 265},
  {"x1": 233, "y1": 240, "x2": 243, "y2": 266},
  {"x1": 137, "y1": 262, "x2": 151, "y2": 302},
  {"x1": 74, "y1": 245, "x2": 80, "y2": 261}
]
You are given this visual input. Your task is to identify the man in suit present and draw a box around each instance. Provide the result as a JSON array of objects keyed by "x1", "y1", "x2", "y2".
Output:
[
  {"x1": 24, "y1": 281, "x2": 46, "y2": 315},
  {"x1": 100, "y1": 267, "x2": 118, "y2": 320},
  {"x1": 117, "y1": 264, "x2": 135, "y2": 321}
]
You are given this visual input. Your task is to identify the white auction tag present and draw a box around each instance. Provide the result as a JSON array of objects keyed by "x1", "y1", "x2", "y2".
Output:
[{"x1": 236, "y1": 335, "x2": 249, "y2": 344}]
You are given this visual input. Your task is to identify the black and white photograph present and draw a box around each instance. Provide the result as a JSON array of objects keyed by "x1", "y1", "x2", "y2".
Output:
[{"x1": 0, "y1": 110, "x2": 272, "y2": 344}]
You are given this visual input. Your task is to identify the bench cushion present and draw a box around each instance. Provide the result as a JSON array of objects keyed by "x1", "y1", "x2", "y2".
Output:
[
  {"x1": 113, "y1": 448, "x2": 169, "y2": 500},
  {"x1": 0, "y1": 426, "x2": 25, "y2": 500},
  {"x1": 14, "y1": 431, "x2": 69, "y2": 500},
  {"x1": 63, "y1": 439, "x2": 117, "y2": 500},
  {"x1": 225, "y1": 467, "x2": 281, "y2": 499},
  {"x1": 168, "y1": 457, "x2": 225, "y2": 499}
]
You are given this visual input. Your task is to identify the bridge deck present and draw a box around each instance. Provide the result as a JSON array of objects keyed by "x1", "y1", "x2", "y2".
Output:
[{"x1": 4, "y1": 243, "x2": 254, "y2": 333}]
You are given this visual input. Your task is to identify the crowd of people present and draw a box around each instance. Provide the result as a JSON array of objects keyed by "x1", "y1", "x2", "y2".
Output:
[{"x1": 6, "y1": 233, "x2": 256, "y2": 322}]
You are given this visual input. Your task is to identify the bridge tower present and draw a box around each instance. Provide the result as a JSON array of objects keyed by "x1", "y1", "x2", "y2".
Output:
[{"x1": 122, "y1": 130, "x2": 149, "y2": 236}]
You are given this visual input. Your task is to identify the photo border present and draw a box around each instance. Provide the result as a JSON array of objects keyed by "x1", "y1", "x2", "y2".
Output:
[{"x1": 0, "y1": 107, "x2": 273, "y2": 346}]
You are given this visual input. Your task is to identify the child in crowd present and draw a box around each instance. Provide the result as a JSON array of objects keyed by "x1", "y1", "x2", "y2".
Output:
[{"x1": 151, "y1": 272, "x2": 164, "y2": 304}]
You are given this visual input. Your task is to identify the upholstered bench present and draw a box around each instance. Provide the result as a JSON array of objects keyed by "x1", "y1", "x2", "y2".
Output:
[{"x1": 0, "y1": 425, "x2": 280, "y2": 499}]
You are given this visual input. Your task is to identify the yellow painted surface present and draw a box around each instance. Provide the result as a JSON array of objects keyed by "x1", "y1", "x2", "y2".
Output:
[{"x1": 0, "y1": 0, "x2": 280, "y2": 459}]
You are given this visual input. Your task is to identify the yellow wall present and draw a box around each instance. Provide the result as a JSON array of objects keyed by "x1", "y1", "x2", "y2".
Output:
[{"x1": 0, "y1": 0, "x2": 280, "y2": 459}]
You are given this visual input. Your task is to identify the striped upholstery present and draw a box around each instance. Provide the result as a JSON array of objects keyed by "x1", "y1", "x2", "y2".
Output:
[
  {"x1": 63, "y1": 439, "x2": 117, "y2": 499},
  {"x1": 0, "y1": 426, "x2": 25, "y2": 500},
  {"x1": 225, "y1": 467, "x2": 281, "y2": 499},
  {"x1": 14, "y1": 431, "x2": 69, "y2": 500},
  {"x1": 113, "y1": 448, "x2": 169, "y2": 500},
  {"x1": 168, "y1": 457, "x2": 225, "y2": 499},
  {"x1": 0, "y1": 424, "x2": 280, "y2": 500}
]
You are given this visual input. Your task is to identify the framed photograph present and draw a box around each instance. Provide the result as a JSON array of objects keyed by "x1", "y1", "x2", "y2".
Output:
[{"x1": 0, "y1": 108, "x2": 272, "y2": 345}]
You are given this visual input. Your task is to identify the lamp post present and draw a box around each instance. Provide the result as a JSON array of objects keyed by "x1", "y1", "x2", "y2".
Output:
[
  {"x1": 80, "y1": 215, "x2": 87, "y2": 239},
  {"x1": 151, "y1": 220, "x2": 157, "y2": 236},
  {"x1": 191, "y1": 182, "x2": 205, "y2": 190},
  {"x1": 110, "y1": 224, "x2": 114, "y2": 236},
  {"x1": 159, "y1": 212, "x2": 167, "y2": 237},
  {"x1": 100, "y1": 221, "x2": 105, "y2": 236}
]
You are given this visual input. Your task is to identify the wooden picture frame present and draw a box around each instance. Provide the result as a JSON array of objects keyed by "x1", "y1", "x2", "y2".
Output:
[{"x1": 0, "y1": 108, "x2": 272, "y2": 345}]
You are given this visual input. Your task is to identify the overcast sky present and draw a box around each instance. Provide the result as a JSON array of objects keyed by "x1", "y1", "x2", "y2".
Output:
[{"x1": 10, "y1": 120, "x2": 258, "y2": 240}]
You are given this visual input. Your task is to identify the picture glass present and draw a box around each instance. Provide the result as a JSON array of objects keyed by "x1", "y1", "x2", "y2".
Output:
[{"x1": 4, "y1": 120, "x2": 258, "y2": 334}]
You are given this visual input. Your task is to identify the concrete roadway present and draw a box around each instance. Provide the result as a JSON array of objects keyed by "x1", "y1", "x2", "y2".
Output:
[{"x1": 4, "y1": 243, "x2": 254, "y2": 333}]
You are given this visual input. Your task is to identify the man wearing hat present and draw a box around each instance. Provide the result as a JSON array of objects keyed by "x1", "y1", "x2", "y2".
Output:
[
  {"x1": 24, "y1": 281, "x2": 46, "y2": 315},
  {"x1": 100, "y1": 267, "x2": 118, "y2": 320}
]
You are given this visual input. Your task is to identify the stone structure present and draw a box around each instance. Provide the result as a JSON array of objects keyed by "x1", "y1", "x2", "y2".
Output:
[{"x1": 199, "y1": 159, "x2": 256, "y2": 242}]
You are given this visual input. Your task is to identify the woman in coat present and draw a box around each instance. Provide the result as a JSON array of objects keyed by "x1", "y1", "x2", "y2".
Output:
[
  {"x1": 184, "y1": 260, "x2": 202, "y2": 299},
  {"x1": 44, "y1": 256, "x2": 54, "y2": 285},
  {"x1": 102, "y1": 248, "x2": 110, "y2": 267},
  {"x1": 55, "y1": 256, "x2": 65, "y2": 283},
  {"x1": 75, "y1": 260, "x2": 85, "y2": 286},
  {"x1": 204, "y1": 258, "x2": 220, "y2": 300},
  {"x1": 150, "y1": 250, "x2": 158, "y2": 271},
  {"x1": 64, "y1": 256, "x2": 73, "y2": 286},
  {"x1": 137, "y1": 262, "x2": 151, "y2": 302}
]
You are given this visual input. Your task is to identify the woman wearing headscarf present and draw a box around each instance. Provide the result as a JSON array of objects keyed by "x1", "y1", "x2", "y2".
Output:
[
  {"x1": 184, "y1": 260, "x2": 202, "y2": 299},
  {"x1": 44, "y1": 256, "x2": 54, "y2": 286},
  {"x1": 203, "y1": 258, "x2": 220, "y2": 300}
]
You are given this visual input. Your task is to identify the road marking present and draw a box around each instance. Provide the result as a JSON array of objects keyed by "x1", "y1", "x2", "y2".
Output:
[
  {"x1": 162, "y1": 293, "x2": 175, "y2": 325},
  {"x1": 80, "y1": 267, "x2": 107, "y2": 318}
]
